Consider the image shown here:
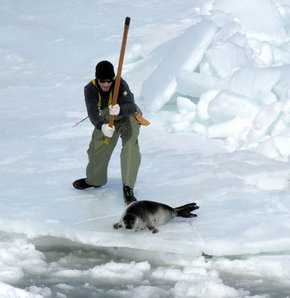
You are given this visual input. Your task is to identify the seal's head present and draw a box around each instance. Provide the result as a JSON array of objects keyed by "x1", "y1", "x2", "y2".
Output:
[{"x1": 122, "y1": 213, "x2": 136, "y2": 230}]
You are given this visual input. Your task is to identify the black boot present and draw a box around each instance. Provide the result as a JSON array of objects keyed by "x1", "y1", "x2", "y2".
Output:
[
  {"x1": 72, "y1": 178, "x2": 100, "y2": 190},
  {"x1": 123, "y1": 185, "x2": 137, "y2": 205}
]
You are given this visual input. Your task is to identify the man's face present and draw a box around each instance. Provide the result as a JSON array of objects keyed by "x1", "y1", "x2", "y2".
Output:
[{"x1": 98, "y1": 79, "x2": 113, "y2": 92}]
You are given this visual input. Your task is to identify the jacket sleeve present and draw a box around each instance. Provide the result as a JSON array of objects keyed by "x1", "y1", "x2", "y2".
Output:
[
  {"x1": 84, "y1": 84, "x2": 104, "y2": 130},
  {"x1": 118, "y1": 78, "x2": 137, "y2": 116}
]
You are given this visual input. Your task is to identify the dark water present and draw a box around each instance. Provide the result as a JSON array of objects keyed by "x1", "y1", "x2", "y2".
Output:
[{"x1": 5, "y1": 236, "x2": 290, "y2": 298}]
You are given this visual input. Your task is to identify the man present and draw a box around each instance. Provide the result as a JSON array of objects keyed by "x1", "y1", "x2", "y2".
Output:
[{"x1": 73, "y1": 60, "x2": 142, "y2": 204}]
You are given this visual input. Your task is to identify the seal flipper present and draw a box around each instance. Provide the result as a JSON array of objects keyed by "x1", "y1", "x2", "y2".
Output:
[
  {"x1": 113, "y1": 222, "x2": 123, "y2": 229},
  {"x1": 174, "y1": 202, "x2": 199, "y2": 218},
  {"x1": 148, "y1": 226, "x2": 159, "y2": 234}
]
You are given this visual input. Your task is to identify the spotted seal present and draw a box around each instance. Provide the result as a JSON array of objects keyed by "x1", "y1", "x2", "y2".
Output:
[{"x1": 113, "y1": 200, "x2": 199, "y2": 233}]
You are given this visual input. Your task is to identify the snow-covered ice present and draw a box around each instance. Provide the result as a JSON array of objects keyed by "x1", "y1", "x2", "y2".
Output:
[{"x1": 1, "y1": 0, "x2": 290, "y2": 297}]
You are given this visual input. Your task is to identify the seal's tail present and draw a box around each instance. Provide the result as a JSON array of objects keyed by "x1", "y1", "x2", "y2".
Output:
[{"x1": 173, "y1": 202, "x2": 199, "y2": 218}]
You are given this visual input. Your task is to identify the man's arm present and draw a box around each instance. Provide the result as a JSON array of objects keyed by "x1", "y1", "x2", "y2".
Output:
[
  {"x1": 84, "y1": 83, "x2": 104, "y2": 130},
  {"x1": 118, "y1": 78, "x2": 137, "y2": 116}
]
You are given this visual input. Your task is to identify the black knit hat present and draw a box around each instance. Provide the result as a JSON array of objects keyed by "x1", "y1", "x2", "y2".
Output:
[{"x1": 95, "y1": 61, "x2": 115, "y2": 79}]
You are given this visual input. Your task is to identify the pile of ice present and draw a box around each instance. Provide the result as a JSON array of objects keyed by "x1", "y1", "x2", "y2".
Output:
[{"x1": 138, "y1": 0, "x2": 290, "y2": 161}]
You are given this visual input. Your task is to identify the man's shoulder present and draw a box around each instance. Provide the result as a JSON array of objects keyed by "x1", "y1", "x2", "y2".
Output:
[
  {"x1": 84, "y1": 80, "x2": 95, "y2": 89},
  {"x1": 120, "y1": 77, "x2": 130, "y2": 90},
  {"x1": 84, "y1": 80, "x2": 99, "y2": 96},
  {"x1": 120, "y1": 77, "x2": 128, "y2": 84}
]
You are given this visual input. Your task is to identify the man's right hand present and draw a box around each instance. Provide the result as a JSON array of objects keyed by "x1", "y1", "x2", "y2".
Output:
[{"x1": 101, "y1": 123, "x2": 115, "y2": 138}]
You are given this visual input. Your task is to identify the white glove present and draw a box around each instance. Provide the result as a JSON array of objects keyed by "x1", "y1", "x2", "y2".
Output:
[
  {"x1": 109, "y1": 104, "x2": 120, "y2": 116},
  {"x1": 101, "y1": 124, "x2": 115, "y2": 138}
]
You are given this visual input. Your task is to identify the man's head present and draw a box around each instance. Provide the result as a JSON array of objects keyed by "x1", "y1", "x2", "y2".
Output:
[{"x1": 95, "y1": 61, "x2": 115, "y2": 92}]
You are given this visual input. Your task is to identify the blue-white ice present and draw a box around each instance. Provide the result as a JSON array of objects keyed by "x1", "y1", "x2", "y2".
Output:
[{"x1": 1, "y1": 0, "x2": 290, "y2": 297}]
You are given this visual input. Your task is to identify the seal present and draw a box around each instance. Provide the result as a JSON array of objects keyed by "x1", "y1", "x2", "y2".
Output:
[{"x1": 113, "y1": 200, "x2": 199, "y2": 233}]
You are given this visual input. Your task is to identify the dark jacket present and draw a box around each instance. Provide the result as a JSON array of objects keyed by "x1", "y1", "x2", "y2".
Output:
[{"x1": 84, "y1": 78, "x2": 136, "y2": 130}]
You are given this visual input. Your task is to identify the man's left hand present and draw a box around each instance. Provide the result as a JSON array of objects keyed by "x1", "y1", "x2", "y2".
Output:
[{"x1": 109, "y1": 104, "x2": 120, "y2": 116}]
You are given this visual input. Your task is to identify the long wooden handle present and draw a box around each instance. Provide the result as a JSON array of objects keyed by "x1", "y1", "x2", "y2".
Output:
[{"x1": 109, "y1": 17, "x2": 130, "y2": 128}]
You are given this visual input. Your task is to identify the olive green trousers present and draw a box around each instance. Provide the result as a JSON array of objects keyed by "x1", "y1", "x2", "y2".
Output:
[{"x1": 85, "y1": 115, "x2": 141, "y2": 189}]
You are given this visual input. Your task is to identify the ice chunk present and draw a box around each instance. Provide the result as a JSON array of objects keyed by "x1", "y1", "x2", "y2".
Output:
[
  {"x1": 273, "y1": 133, "x2": 290, "y2": 159},
  {"x1": 176, "y1": 97, "x2": 196, "y2": 116},
  {"x1": 176, "y1": 70, "x2": 219, "y2": 98},
  {"x1": 192, "y1": 122, "x2": 207, "y2": 135},
  {"x1": 207, "y1": 91, "x2": 259, "y2": 122},
  {"x1": 126, "y1": 44, "x2": 144, "y2": 63},
  {"x1": 228, "y1": 67, "x2": 280, "y2": 105},
  {"x1": 172, "y1": 120, "x2": 192, "y2": 132},
  {"x1": 127, "y1": 37, "x2": 179, "y2": 96},
  {"x1": 213, "y1": 0, "x2": 287, "y2": 43},
  {"x1": 209, "y1": 10, "x2": 241, "y2": 42},
  {"x1": 228, "y1": 32, "x2": 248, "y2": 48},
  {"x1": 169, "y1": 264, "x2": 245, "y2": 298},
  {"x1": 272, "y1": 65, "x2": 290, "y2": 100},
  {"x1": 203, "y1": 42, "x2": 250, "y2": 78},
  {"x1": 208, "y1": 117, "x2": 252, "y2": 140},
  {"x1": 272, "y1": 99, "x2": 290, "y2": 135},
  {"x1": 56, "y1": 261, "x2": 150, "y2": 281},
  {"x1": 0, "y1": 281, "x2": 39, "y2": 298},
  {"x1": 259, "y1": 42, "x2": 274, "y2": 66},
  {"x1": 245, "y1": 101, "x2": 283, "y2": 146},
  {"x1": 255, "y1": 138, "x2": 281, "y2": 159},
  {"x1": 272, "y1": 45, "x2": 290, "y2": 65},
  {"x1": 171, "y1": 97, "x2": 197, "y2": 132},
  {"x1": 197, "y1": 90, "x2": 220, "y2": 121},
  {"x1": 141, "y1": 20, "x2": 217, "y2": 112},
  {"x1": 245, "y1": 39, "x2": 274, "y2": 66}
]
